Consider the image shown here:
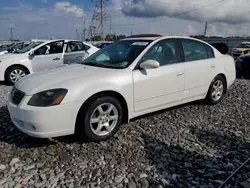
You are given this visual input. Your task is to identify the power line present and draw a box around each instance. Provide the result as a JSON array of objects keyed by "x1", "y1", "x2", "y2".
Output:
[{"x1": 111, "y1": 0, "x2": 226, "y2": 27}]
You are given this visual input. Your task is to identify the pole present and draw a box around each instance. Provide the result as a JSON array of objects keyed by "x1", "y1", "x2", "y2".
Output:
[
  {"x1": 100, "y1": 0, "x2": 104, "y2": 40},
  {"x1": 83, "y1": 20, "x2": 86, "y2": 41},
  {"x1": 10, "y1": 28, "x2": 13, "y2": 41},
  {"x1": 204, "y1": 21, "x2": 208, "y2": 36}
]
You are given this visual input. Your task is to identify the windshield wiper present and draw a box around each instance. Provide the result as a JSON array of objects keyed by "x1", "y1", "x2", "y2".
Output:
[{"x1": 82, "y1": 62, "x2": 122, "y2": 69}]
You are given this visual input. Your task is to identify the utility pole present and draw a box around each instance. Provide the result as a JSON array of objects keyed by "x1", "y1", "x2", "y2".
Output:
[
  {"x1": 10, "y1": 28, "x2": 13, "y2": 41},
  {"x1": 204, "y1": 21, "x2": 208, "y2": 37},
  {"x1": 83, "y1": 20, "x2": 86, "y2": 41},
  {"x1": 100, "y1": 0, "x2": 104, "y2": 39},
  {"x1": 76, "y1": 29, "x2": 79, "y2": 40},
  {"x1": 88, "y1": 0, "x2": 111, "y2": 41}
]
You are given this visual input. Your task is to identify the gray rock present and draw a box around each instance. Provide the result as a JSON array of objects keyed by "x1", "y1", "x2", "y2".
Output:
[
  {"x1": 139, "y1": 173, "x2": 148, "y2": 179},
  {"x1": 40, "y1": 174, "x2": 47, "y2": 182},
  {"x1": 124, "y1": 178, "x2": 129, "y2": 183},
  {"x1": 114, "y1": 175, "x2": 124, "y2": 184},
  {"x1": 161, "y1": 178, "x2": 169, "y2": 185},
  {"x1": 9, "y1": 158, "x2": 19, "y2": 166},
  {"x1": 0, "y1": 177, "x2": 9, "y2": 186},
  {"x1": 140, "y1": 178, "x2": 149, "y2": 187},
  {"x1": 14, "y1": 184, "x2": 22, "y2": 188},
  {"x1": 7, "y1": 181, "x2": 16, "y2": 187},
  {"x1": 0, "y1": 165, "x2": 6, "y2": 171},
  {"x1": 128, "y1": 181, "x2": 137, "y2": 188}
]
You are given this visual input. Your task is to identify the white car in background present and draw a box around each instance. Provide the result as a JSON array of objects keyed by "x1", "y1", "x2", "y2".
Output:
[
  {"x1": 7, "y1": 35, "x2": 235, "y2": 142},
  {"x1": 0, "y1": 39, "x2": 99, "y2": 84}
]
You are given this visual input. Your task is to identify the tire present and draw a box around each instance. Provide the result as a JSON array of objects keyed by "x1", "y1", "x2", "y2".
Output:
[
  {"x1": 76, "y1": 95, "x2": 124, "y2": 142},
  {"x1": 5, "y1": 66, "x2": 28, "y2": 85},
  {"x1": 206, "y1": 75, "x2": 226, "y2": 105}
]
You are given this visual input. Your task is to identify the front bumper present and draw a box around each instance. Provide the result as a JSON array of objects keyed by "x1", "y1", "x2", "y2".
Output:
[{"x1": 7, "y1": 94, "x2": 82, "y2": 138}]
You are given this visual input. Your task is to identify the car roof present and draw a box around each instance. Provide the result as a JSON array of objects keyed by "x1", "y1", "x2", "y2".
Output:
[{"x1": 121, "y1": 35, "x2": 208, "y2": 42}]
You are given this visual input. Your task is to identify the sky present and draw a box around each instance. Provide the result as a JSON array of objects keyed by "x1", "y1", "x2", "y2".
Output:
[{"x1": 0, "y1": 0, "x2": 249, "y2": 40}]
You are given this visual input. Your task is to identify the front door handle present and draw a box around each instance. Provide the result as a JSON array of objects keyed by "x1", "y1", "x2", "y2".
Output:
[
  {"x1": 177, "y1": 72, "x2": 184, "y2": 76},
  {"x1": 53, "y1": 57, "x2": 60, "y2": 60}
]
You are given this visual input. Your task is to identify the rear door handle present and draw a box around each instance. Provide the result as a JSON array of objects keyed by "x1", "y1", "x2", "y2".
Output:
[
  {"x1": 76, "y1": 56, "x2": 82, "y2": 59},
  {"x1": 53, "y1": 57, "x2": 60, "y2": 60},
  {"x1": 177, "y1": 72, "x2": 184, "y2": 76},
  {"x1": 211, "y1": 64, "x2": 215, "y2": 68}
]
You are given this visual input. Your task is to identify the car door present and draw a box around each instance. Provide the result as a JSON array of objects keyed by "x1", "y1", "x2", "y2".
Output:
[
  {"x1": 180, "y1": 39, "x2": 215, "y2": 101},
  {"x1": 31, "y1": 40, "x2": 64, "y2": 72},
  {"x1": 132, "y1": 39, "x2": 185, "y2": 112},
  {"x1": 63, "y1": 41, "x2": 86, "y2": 64}
]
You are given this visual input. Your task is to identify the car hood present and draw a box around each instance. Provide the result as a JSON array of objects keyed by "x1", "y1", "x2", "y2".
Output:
[{"x1": 15, "y1": 64, "x2": 121, "y2": 95}]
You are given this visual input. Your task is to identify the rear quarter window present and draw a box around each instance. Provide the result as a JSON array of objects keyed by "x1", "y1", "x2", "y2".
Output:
[{"x1": 206, "y1": 45, "x2": 215, "y2": 58}]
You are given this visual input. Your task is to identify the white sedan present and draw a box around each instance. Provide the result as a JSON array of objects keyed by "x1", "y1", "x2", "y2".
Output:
[
  {"x1": 0, "y1": 40, "x2": 99, "y2": 85},
  {"x1": 7, "y1": 35, "x2": 236, "y2": 142}
]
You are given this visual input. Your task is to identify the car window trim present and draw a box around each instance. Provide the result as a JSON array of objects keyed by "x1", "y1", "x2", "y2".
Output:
[
  {"x1": 134, "y1": 38, "x2": 183, "y2": 70},
  {"x1": 180, "y1": 38, "x2": 212, "y2": 62},
  {"x1": 35, "y1": 40, "x2": 65, "y2": 56},
  {"x1": 66, "y1": 41, "x2": 85, "y2": 53}
]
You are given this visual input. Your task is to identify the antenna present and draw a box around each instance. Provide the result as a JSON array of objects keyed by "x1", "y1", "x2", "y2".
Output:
[{"x1": 88, "y1": 0, "x2": 111, "y2": 40}]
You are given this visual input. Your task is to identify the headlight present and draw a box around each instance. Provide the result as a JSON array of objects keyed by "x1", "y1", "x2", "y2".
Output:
[{"x1": 27, "y1": 89, "x2": 68, "y2": 107}]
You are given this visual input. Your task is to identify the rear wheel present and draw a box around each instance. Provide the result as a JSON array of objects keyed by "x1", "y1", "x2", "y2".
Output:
[
  {"x1": 5, "y1": 66, "x2": 28, "y2": 85},
  {"x1": 206, "y1": 75, "x2": 226, "y2": 105},
  {"x1": 76, "y1": 96, "x2": 124, "y2": 142}
]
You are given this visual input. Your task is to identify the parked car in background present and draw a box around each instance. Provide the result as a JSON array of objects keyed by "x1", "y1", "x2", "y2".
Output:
[
  {"x1": 0, "y1": 43, "x2": 15, "y2": 52},
  {"x1": 0, "y1": 42, "x2": 29, "y2": 55},
  {"x1": 7, "y1": 35, "x2": 235, "y2": 142},
  {"x1": 209, "y1": 42, "x2": 229, "y2": 54},
  {"x1": 0, "y1": 39, "x2": 99, "y2": 84},
  {"x1": 235, "y1": 54, "x2": 250, "y2": 78},
  {"x1": 0, "y1": 43, "x2": 16, "y2": 53},
  {"x1": 93, "y1": 42, "x2": 112, "y2": 49},
  {"x1": 0, "y1": 41, "x2": 44, "y2": 59},
  {"x1": 231, "y1": 42, "x2": 250, "y2": 60}
]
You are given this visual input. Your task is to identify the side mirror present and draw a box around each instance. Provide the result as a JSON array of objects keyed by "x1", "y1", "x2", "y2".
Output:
[
  {"x1": 29, "y1": 51, "x2": 34, "y2": 56},
  {"x1": 139, "y1": 59, "x2": 160, "y2": 69}
]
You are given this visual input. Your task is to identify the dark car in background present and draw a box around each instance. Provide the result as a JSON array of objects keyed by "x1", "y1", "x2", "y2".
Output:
[
  {"x1": 209, "y1": 42, "x2": 229, "y2": 54},
  {"x1": 235, "y1": 54, "x2": 250, "y2": 78},
  {"x1": 93, "y1": 42, "x2": 112, "y2": 49}
]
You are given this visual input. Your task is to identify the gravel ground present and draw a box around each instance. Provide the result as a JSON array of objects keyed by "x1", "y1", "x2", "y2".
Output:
[{"x1": 0, "y1": 79, "x2": 250, "y2": 188}]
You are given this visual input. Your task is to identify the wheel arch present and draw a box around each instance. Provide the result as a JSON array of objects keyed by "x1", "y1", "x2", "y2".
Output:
[
  {"x1": 75, "y1": 90, "x2": 129, "y2": 131},
  {"x1": 217, "y1": 73, "x2": 227, "y2": 93},
  {"x1": 4, "y1": 64, "x2": 30, "y2": 79}
]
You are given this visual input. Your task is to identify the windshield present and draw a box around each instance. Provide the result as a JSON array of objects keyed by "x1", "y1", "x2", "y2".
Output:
[
  {"x1": 81, "y1": 39, "x2": 152, "y2": 69},
  {"x1": 236, "y1": 43, "x2": 250, "y2": 48},
  {"x1": 15, "y1": 42, "x2": 43, "y2": 53}
]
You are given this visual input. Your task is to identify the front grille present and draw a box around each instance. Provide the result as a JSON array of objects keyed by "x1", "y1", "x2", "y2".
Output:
[{"x1": 11, "y1": 87, "x2": 25, "y2": 105}]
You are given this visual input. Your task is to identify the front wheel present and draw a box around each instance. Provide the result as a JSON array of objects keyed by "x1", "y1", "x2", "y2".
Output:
[
  {"x1": 5, "y1": 66, "x2": 28, "y2": 85},
  {"x1": 206, "y1": 75, "x2": 226, "y2": 105},
  {"x1": 77, "y1": 96, "x2": 124, "y2": 142}
]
